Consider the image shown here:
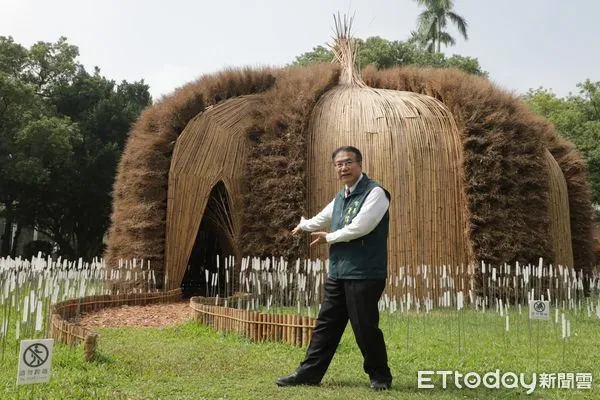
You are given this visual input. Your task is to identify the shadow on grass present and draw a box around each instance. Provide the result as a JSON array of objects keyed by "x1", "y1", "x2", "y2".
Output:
[
  {"x1": 89, "y1": 351, "x2": 113, "y2": 365},
  {"x1": 324, "y1": 379, "x2": 370, "y2": 388}
]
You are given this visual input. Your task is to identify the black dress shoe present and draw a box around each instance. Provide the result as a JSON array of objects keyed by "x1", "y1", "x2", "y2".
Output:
[
  {"x1": 276, "y1": 372, "x2": 321, "y2": 387},
  {"x1": 370, "y1": 379, "x2": 392, "y2": 391}
]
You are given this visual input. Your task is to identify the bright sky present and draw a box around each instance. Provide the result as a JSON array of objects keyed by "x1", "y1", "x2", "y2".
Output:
[{"x1": 2, "y1": 0, "x2": 598, "y2": 101}]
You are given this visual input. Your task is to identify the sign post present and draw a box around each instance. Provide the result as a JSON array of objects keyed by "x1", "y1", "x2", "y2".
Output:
[{"x1": 529, "y1": 300, "x2": 549, "y2": 370}]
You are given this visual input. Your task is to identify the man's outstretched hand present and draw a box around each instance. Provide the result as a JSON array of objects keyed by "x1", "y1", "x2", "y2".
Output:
[
  {"x1": 310, "y1": 232, "x2": 328, "y2": 246},
  {"x1": 291, "y1": 221, "x2": 327, "y2": 246}
]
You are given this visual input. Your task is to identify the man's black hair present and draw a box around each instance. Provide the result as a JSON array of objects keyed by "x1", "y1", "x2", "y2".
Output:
[{"x1": 331, "y1": 146, "x2": 362, "y2": 163}]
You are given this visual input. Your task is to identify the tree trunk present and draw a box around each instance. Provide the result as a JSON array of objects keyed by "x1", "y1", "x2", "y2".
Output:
[
  {"x1": 75, "y1": 230, "x2": 104, "y2": 261},
  {"x1": 437, "y1": 20, "x2": 441, "y2": 53},
  {"x1": 47, "y1": 229, "x2": 76, "y2": 260},
  {"x1": 10, "y1": 224, "x2": 22, "y2": 257},
  {"x1": 1, "y1": 202, "x2": 14, "y2": 257},
  {"x1": 57, "y1": 238, "x2": 76, "y2": 260}
]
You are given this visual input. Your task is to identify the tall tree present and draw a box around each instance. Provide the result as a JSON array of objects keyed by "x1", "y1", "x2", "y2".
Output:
[
  {"x1": 42, "y1": 69, "x2": 151, "y2": 258},
  {"x1": 0, "y1": 37, "x2": 41, "y2": 255},
  {"x1": 523, "y1": 81, "x2": 600, "y2": 207},
  {"x1": 0, "y1": 36, "x2": 151, "y2": 259},
  {"x1": 414, "y1": 0, "x2": 468, "y2": 53}
]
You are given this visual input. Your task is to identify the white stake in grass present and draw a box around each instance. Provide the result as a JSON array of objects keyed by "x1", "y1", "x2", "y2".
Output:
[{"x1": 35, "y1": 300, "x2": 43, "y2": 332}]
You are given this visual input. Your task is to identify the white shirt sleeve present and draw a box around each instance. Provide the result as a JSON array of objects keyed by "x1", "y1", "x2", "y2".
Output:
[
  {"x1": 325, "y1": 187, "x2": 389, "y2": 244},
  {"x1": 297, "y1": 200, "x2": 334, "y2": 231}
]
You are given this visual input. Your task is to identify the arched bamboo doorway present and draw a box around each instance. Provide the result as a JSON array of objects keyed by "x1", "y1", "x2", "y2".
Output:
[
  {"x1": 181, "y1": 181, "x2": 234, "y2": 297},
  {"x1": 165, "y1": 95, "x2": 261, "y2": 290}
]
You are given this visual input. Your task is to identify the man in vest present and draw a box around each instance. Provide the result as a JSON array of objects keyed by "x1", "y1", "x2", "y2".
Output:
[{"x1": 276, "y1": 146, "x2": 393, "y2": 391}]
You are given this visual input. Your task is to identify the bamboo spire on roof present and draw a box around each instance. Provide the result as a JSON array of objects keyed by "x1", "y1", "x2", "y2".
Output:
[{"x1": 330, "y1": 13, "x2": 366, "y2": 87}]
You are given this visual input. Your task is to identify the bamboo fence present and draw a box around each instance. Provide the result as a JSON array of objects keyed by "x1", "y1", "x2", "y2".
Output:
[
  {"x1": 190, "y1": 296, "x2": 316, "y2": 347},
  {"x1": 48, "y1": 289, "x2": 182, "y2": 361}
]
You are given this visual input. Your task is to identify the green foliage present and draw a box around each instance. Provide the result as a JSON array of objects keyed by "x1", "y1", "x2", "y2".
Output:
[
  {"x1": 523, "y1": 81, "x2": 600, "y2": 207},
  {"x1": 0, "y1": 36, "x2": 151, "y2": 259},
  {"x1": 293, "y1": 36, "x2": 486, "y2": 76},
  {"x1": 444, "y1": 54, "x2": 484, "y2": 76},
  {"x1": 15, "y1": 116, "x2": 81, "y2": 180},
  {"x1": 357, "y1": 36, "x2": 400, "y2": 69},
  {"x1": 413, "y1": 0, "x2": 469, "y2": 53},
  {"x1": 293, "y1": 45, "x2": 333, "y2": 66},
  {"x1": 25, "y1": 36, "x2": 81, "y2": 95},
  {"x1": 0, "y1": 37, "x2": 28, "y2": 77}
]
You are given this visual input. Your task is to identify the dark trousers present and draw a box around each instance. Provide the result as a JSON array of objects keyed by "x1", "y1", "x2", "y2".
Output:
[{"x1": 297, "y1": 277, "x2": 392, "y2": 382}]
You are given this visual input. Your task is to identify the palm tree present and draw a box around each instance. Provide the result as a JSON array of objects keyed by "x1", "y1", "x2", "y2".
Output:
[{"x1": 414, "y1": 0, "x2": 468, "y2": 53}]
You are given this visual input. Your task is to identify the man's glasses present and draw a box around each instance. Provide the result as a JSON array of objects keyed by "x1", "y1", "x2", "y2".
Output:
[{"x1": 333, "y1": 159, "x2": 356, "y2": 169}]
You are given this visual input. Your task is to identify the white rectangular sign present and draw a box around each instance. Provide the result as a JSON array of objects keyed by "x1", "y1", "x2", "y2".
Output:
[
  {"x1": 17, "y1": 339, "x2": 54, "y2": 385},
  {"x1": 529, "y1": 300, "x2": 550, "y2": 321}
]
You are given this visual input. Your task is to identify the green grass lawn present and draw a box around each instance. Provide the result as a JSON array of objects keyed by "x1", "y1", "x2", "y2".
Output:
[{"x1": 1, "y1": 308, "x2": 598, "y2": 399}]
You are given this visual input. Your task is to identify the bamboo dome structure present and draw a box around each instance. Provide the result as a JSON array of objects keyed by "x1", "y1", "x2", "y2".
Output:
[{"x1": 104, "y1": 22, "x2": 593, "y2": 292}]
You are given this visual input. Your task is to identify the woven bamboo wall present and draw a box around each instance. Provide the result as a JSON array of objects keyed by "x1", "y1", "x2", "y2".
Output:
[
  {"x1": 308, "y1": 86, "x2": 471, "y2": 281},
  {"x1": 166, "y1": 96, "x2": 262, "y2": 289},
  {"x1": 544, "y1": 150, "x2": 574, "y2": 267}
]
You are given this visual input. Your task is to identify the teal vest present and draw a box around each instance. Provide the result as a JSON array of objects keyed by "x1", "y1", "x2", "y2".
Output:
[{"x1": 329, "y1": 174, "x2": 390, "y2": 280}]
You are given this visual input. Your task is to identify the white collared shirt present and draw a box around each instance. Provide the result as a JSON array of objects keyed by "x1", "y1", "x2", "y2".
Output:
[{"x1": 298, "y1": 174, "x2": 389, "y2": 244}]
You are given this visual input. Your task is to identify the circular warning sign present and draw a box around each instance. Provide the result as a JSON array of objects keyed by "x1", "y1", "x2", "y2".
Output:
[
  {"x1": 23, "y1": 343, "x2": 49, "y2": 368},
  {"x1": 533, "y1": 301, "x2": 546, "y2": 312}
]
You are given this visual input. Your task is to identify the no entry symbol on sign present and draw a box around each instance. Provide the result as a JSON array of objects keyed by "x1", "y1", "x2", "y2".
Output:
[{"x1": 23, "y1": 343, "x2": 49, "y2": 368}]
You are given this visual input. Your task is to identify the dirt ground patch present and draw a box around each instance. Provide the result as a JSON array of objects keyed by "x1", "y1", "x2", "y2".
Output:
[{"x1": 72, "y1": 301, "x2": 192, "y2": 329}]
